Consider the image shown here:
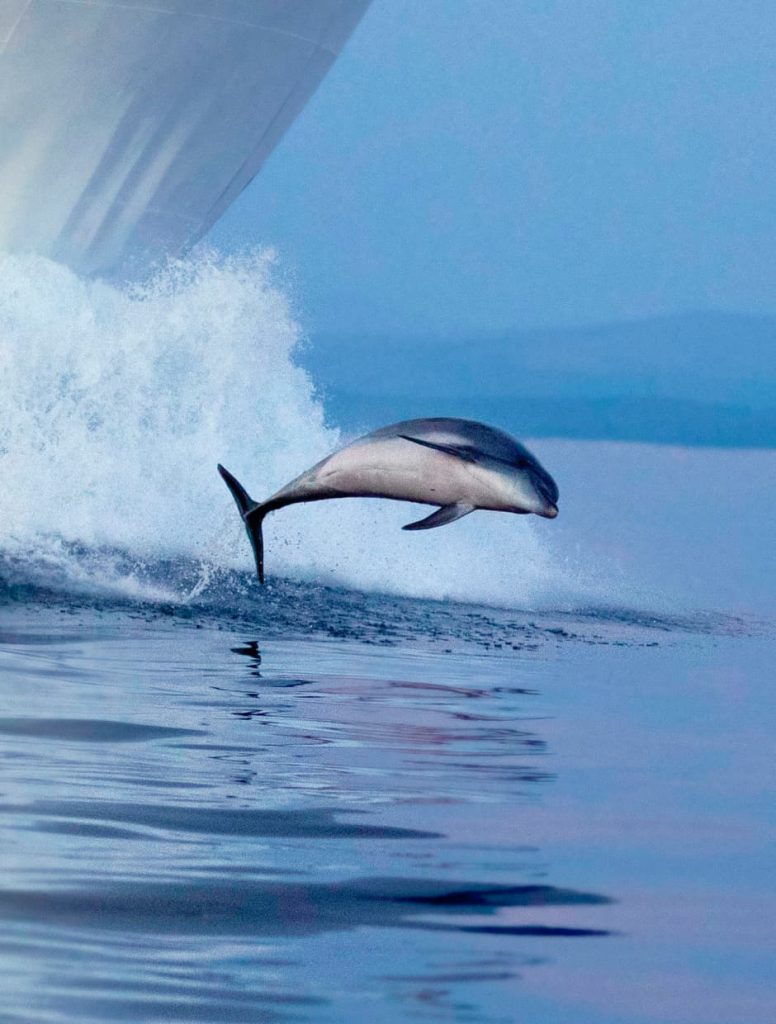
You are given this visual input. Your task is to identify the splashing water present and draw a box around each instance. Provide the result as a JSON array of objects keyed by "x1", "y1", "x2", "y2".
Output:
[{"x1": 0, "y1": 248, "x2": 583, "y2": 608}]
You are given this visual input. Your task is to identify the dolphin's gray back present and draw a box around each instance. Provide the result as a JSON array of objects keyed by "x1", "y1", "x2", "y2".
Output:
[
  {"x1": 364, "y1": 418, "x2": 559, "y2": 505},
  {"x1": 367, "y1": 418, "x2": 521, "y2": 463},
  {"x1": 365, "y1": 418, "x2": 528, "y2": 462}
]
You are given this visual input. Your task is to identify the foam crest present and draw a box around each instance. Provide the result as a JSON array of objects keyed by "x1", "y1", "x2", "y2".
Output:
[{"x1": 0, "y1": 250, "x2": 580, "y2": 608}]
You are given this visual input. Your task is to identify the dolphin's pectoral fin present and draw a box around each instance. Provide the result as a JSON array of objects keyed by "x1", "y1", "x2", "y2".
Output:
[
  {"x1": 402, "y1": 504, "x2": 476, "y2": 531},
  {"x1": 399, "y1": 435, "x2": 479, "y2": 463}
]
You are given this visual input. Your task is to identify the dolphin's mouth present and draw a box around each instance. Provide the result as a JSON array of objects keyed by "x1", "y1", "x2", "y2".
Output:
[{"x1": 528, "y1": 469, "x2": 559, "y2": 519}]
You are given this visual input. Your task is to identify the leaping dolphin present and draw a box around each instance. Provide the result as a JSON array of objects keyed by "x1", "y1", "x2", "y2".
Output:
[{"x1": 218, "y1": 417, "x2": 559, "y2": 583}]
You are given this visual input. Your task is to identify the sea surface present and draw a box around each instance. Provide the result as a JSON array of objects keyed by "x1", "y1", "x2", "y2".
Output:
[
  {"x1": 1, "y1": 252, "x2": 774, "y2": 1022},
  {"x1": 0, "y1": 579, "x2": 773, "y2": 1024}
]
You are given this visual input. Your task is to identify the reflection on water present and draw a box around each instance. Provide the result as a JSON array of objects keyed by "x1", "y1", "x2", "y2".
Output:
[
  {"x1": 0, "y1": 606, "x2": 773, "y2": 1023},
  {"x1": 0, "y1": 875, "x2": 610, "y2": 938}
]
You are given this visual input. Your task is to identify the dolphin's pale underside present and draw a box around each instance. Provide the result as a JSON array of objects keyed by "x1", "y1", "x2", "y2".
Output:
[{"x1": 218, "y1": 418, "x2": 559, "y2": 583}]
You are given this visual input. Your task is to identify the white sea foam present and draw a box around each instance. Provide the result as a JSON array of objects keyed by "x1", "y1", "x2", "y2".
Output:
[{"x1": 0, "y1": 249, "x2": 593, "y2": 608}]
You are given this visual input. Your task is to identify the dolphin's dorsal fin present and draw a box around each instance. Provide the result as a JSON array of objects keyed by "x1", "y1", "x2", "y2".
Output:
[
  {"x1": 402, "y1": 504, "x2": 475, "y2": 531},
  {"x1": 399, "y1": 435, "x2": 479, "y2": 463}
]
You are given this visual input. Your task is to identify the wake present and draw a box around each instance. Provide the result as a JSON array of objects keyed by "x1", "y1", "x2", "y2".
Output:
[{"x1": 0, "y1": 249, "x2": 580, "y2": 610}]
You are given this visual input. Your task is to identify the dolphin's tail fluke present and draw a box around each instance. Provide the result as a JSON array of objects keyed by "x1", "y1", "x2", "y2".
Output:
[{"x1": 217, "y1": 464, "x2": 268, "y2": 584}]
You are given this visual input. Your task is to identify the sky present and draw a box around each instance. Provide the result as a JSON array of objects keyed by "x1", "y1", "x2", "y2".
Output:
[{"x1": 209, "y1": 0, "x2": 776, "y2": 339}]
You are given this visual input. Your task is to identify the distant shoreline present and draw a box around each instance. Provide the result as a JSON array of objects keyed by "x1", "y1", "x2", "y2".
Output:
[
  {"x1": 317, "y1": 391, "x2": 776, "y2": 450},
  {"x1": 304, "y1": 311, "x2": 776, "y2": 450}
]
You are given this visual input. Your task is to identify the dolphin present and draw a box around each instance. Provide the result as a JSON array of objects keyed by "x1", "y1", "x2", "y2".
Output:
[{"x1": 218, "y1": 417, "x2": 559, "y2": 583}]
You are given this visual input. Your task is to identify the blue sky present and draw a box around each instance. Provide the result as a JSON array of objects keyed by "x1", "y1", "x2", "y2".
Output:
[{"x1": 209, "y1": 0, "x2": 776, "y2": 339}]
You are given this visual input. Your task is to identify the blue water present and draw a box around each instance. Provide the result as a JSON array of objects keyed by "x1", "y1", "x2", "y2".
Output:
[
  {"x1": 1, "y1": 251, "x2": 774, "y2": 1022},
  {"x1": 0, "y1": 587, "x2": 773, "y2": 1024}
]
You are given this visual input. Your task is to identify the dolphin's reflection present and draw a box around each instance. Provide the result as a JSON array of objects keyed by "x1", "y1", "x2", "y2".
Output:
[
  {"x1": 230, "y1": 640, "x2": 261, "y2": 673},
  {"x1": 230, "y1": 641, "x2": 313, "y2": 691}
]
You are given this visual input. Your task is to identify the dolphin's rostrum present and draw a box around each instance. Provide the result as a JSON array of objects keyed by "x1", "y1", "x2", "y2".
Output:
[{"x1": 218, "y1": 418, "x2": 559, "y2": 583}]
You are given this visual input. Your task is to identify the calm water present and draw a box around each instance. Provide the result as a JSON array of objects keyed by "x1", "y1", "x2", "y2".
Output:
[{"x1": 0, "y1": 598, "x2": 772, "y2": 1024}]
